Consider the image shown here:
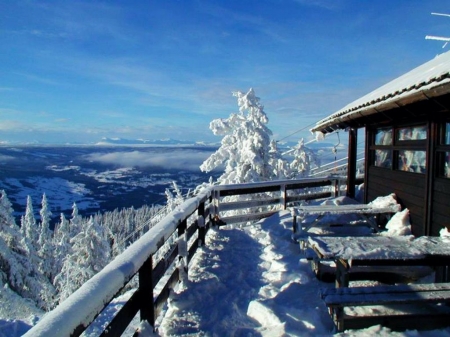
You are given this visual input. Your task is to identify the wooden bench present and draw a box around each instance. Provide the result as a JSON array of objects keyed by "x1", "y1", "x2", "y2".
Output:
[
  {"x1": 321, "y1": 283, "x2": 450, "y2": 332},
  {"x1": 291, "y1": 203, "x2": 400, "y2": 240}
]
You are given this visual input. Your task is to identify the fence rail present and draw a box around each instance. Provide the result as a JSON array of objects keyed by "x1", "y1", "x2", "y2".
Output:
[{"x1": 24, "y1": 175, "x2": 350, "y2": 337}]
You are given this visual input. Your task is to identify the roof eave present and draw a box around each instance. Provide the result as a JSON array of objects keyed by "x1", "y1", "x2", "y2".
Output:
[{"x1": 311, "y1": 81, "x2": 450, "y2": 134}]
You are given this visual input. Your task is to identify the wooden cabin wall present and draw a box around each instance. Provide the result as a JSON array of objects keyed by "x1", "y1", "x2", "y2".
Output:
[
  {"x1": 431, "y1": 177, "x2": 450, "y2": 236},
  {"x1": 367, "y1": 166, "x2": 426, "y2": 236}
]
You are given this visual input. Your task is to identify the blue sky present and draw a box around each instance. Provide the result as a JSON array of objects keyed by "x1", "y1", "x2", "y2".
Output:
[{"x1": 0, "y1": 0, "x2": 448, "y2": 144}]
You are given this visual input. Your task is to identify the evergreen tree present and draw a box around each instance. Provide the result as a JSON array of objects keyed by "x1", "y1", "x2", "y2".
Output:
[
  {"x1": 200, "y1": 88, "x2": 277, "y2": 184},
  {"x1": 37, "y1": 194, "x2": 55, "y2": 281},
  {"x1": 54, "y1": 216, "x2": 111, "y2": 303},
  {"x1": 288, "y1": 138, "x2": 319, "y2": 178},
  {"x1": 0, "y1": 190, "x2": 16, "y2": 227},
  {"x1": 21, "y1": 196, "x2": 39, "y2": 250},
  {"x1": 53, "y1": 213, "x2": 72, "y2": 280},
  {"x1": 70, "y1": 202, "x2": 82, "y2": 237}
]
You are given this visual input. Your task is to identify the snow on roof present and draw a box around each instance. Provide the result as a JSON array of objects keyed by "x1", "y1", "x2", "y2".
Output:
[{"x1": 312, "y1": 51, "x2": 450, "y2": 133}]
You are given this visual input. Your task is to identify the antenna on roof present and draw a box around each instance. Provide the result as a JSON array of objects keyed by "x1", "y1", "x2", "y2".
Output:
[{"x1": 426, "y1": 12, "x2": 450, "y2": 48}]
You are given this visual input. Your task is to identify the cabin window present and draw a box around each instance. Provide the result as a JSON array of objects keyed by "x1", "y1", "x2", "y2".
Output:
[
  {"x1": 397, "y1": 150, "x2": 426, "y2": 173},
  {"x1": 444, "y1": 152, "x2": 450, "y2": 178},
  {"x1": 375, "y1": 128, "x2": 393, "y2": 145},
  {"x1": 437, "y1": 124, "x2": 450, "y2": 178},
  {"x1": 445, "y1": 123, "x2": 450, "y2": 145},
  {"x1": 397, "y1": 125, "x2": 427, "y2": 141},
  {"x1": 374, "y1": 150, "x2": 392, "y2": 168},
  {"x1": 371, "y1": 124, "x2": 427, "y2": 173}
]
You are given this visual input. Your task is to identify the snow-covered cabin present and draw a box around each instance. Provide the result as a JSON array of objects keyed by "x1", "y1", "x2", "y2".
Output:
[{"x1": 311, "y1": 51, "x2": 450, "y2": 236}]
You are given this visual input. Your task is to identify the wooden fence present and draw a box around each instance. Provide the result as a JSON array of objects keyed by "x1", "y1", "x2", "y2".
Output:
[{"x1": 24, "y1": 176, "x2": 348, "y2": 337}]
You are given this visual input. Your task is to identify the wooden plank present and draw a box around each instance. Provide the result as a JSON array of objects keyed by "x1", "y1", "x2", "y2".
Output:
[
  {"x1": 220, "y1": 211, "x2": 277, "y2": 225},
  {"x1": 341, "y1": 312, "x2": 450, "y2": 332},
  {"x1": 219, "y1": 198, "x2": 281, "y2": 212},
  {"x1": 322, "y1": 282, "x2": 450, "y2": 298},
  {"x1": 324, "y1": 289, "x2": 450, "y2": 307},
  {"x1": 152, "y1": 245, "x2": 178, "y2": 287},
  {"x1": 99, "y1": 289, "x2": 141, "y2": 337},
  {"x1": 154, "y1": 268, "x2": 180, "y2": 319}
]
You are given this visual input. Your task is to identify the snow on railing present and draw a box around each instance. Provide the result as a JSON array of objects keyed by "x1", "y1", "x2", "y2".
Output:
[
  {"x1": 24, "y1": 176, "x2": 351, "y2": 337},
  {"x1": 23, "y1": 186, "x2": 214, "y2": 337}
]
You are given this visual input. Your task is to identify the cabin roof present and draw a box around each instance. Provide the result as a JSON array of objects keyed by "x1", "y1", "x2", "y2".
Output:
[{"x1": 312, "y1": 51, "x2": 450, "y2": 134}]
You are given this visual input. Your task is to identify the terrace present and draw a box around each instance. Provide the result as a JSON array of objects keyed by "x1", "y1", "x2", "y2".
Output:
[{"x1": 22, "y1": 175, "x2": 450, "y2": 336}]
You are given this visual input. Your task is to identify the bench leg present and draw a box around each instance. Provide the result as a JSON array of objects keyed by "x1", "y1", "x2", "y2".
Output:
[
  {"x1": 335, "y1": 259, "x2": 349, "y2": 288},
  {"x1": 333, "y1": 306, "x2": 345, "y2": 332}
]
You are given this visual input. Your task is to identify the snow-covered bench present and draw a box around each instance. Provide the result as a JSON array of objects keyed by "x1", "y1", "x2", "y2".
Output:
[
  {"x1": 321, "y1": 282, "x2": 450, "y2": 332},
  {"x1": 291, "y1": 203, "x2": 400, "y2": 240}
]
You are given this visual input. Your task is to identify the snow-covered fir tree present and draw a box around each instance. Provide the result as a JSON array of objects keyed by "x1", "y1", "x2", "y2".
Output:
[
  {"x1": 288, "y1": 138, "x2": 320, "y2": 178},
  {"x1": 53, "y1": 213, "x2": 72, "y2": 281},
  {"x1": 54, "y1": 216, "x2": 111, "y2": 303},
  {"x1": 70, "y1": 202, "x2": 82, "y2": 237},
  {"x1": 37, "y1": 194, "x2": 55, "y2": 281},
  {"x1": 0, "y1": 189, "x2": 16, "y2": 227},
  {"x1": 21, "y1": 196, "x2": 39, "y2": 251},
  {"x1": 200, "y1": 88, "x2": 278, "y2": 184}
]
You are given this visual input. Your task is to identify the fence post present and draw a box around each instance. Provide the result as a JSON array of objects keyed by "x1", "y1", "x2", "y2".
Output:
[
  {"x1": 198, "y1": 201, "x2": 206, "y2": 246},
  {"x1": 139, "y1": 256, "x2": 155, "y2": 327},
  {"x1": 281, "y1": 184, "x2": 287, "y2": 210},
  {"x1": 178, "y1": 219, "x2": 188, "y2": 280},
  {"x1": 333, "y1": 178, "x2": 339, "y2": 198}
]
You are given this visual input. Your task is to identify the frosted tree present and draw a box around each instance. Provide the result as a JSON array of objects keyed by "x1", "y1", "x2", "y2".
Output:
[
  {"x1": 288, "y1": 138, "x2": 319, "y2": 178},
  {"x1": 165, "y1": 181, "x2": 185, "y2": 211},
  {"x1": 38, "y1": 194, "x2": 55, "y2": 280},
  {"x1": 0, "y1": 190, "x2": 16, "y2": 227},
  {"x1": 21, "y1": 196, "x2": 39, "y2": 248},
  {"x1": 54, "y1": 216, "x2": 111, "y2": 303},
  {"x1": 70, "y1": 202, "x2": 82, "y2": 237},
  {"x1": 268, "y1": 140, "x2": 290, "y2": 180},
  {"x1": 200, "y1": 88, "x2": 277, "y2": 184},
  {"x1": 53, "y1": 213, "x2": 72, "y2": 280}
]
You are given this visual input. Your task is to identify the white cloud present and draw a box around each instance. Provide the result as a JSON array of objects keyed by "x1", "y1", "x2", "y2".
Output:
[{"x1": 83, "y1": 150, "x2": 214, "y2": 171}]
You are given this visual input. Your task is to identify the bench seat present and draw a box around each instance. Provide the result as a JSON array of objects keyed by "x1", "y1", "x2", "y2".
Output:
[{"x1": 321, "y1": 283, "x2": 450, "y2": 332}]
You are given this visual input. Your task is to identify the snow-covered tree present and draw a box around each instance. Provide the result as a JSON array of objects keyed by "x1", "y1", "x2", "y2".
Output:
[
  {"x1": 288, "y1": 138, "x2": 319, "y2": 178},
  {"x1": 54, "y1": 216, "x2": 111, "y2": 303},
  {"x1": 200, "y1": 88, "x2": 277, "y2": 184},
  {"x1": 21, "y1": 196, "x2": 39, "y2": 249},
  {"x1": 70, "y1": 202, "x2": 82, "y2": 237},
  {"x1": 0, "y1": 190, "x2": 16, "y2": 227},
  {"x1": 165, "y1": 181, "x2": 185, "y2": 211},
  {"x1": 37, "y1": 194, "x2": 55, "y2": 280},
  {"x1": 53, "y1": 213, "x2": 72, "y2": 280}
]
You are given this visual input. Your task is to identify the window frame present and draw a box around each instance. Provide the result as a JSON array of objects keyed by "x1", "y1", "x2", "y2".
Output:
[{"x1": 370, "y1": 123, "x2": 427, "y2": 174}]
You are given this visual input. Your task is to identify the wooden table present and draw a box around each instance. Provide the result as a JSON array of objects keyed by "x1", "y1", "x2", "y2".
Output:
[
  {"x1": 291, "y1": 203, "x2": 400, "y2": 237},
  {"x1": 308, "y1": 235, "x2": 450, "y2": 287}
]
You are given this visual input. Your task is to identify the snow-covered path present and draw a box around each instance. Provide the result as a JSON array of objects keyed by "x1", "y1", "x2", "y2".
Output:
[
  {"x1": 159, "y1": 210, "x2": 333, "y2": 336},
  {"x1": 157, "y1": 210, "x2": 450, "y2": 337}
]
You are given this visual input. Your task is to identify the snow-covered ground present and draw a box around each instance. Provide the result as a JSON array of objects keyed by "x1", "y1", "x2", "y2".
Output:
[
  {"x1": 155, "y1": 210, "x2": 450, "y2": 336},
  {"x1": 6, "y1": 207, "x2": 450, "y2": 336}
]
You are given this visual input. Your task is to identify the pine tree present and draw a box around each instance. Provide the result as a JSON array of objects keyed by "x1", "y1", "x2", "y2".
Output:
[
  {"x1": 21, "y1": 196, "x2": 39, "y2": 250},
  {"x1": 37, "y1": 194, "x2": 55, "y2": 281},
  {"x1": 200, "y1": 88, "x2": 277, "y2": 184},
  {"x1": 53, "y1": 213, "x2": 72, "y2": 280},
  {"x1": 0, "y1": 189, "x2": 17, "y2": 227},
  {"x1": 54, "y1": 216, "x2": 111, "y2": 303},
  {"x1": 70, "y1": 202, "x2": 82, "y2": 237},
  {"x1": 288, "y1": 138, "x2": 319, "y2": 178}
]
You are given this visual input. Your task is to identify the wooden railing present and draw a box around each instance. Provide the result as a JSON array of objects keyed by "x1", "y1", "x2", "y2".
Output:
[{"x1": 24, "y1": 176, "x2": 348, "y2": 337}]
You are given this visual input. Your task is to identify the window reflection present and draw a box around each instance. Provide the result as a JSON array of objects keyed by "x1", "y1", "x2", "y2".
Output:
[
  {"x1": 398, "y1": 150, "x2": 426, "y2": 173},
  {"x1": 375, "y1": 128, "x2": 392, "y2": 145},
  {"x1": 374, "y1": 150, "x2": 391, "y2": 168},
  {"x1": 397, "y1": 125, "x2": 427, "y2": 141},
  {"x1": 444, "y1": 152, "x2": 450, "y2": 178}
]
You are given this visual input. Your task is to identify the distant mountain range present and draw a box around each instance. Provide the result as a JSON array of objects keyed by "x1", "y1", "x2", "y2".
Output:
[{"x1": 96, "y1": 137, "x2": 219, "y2": 147}]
